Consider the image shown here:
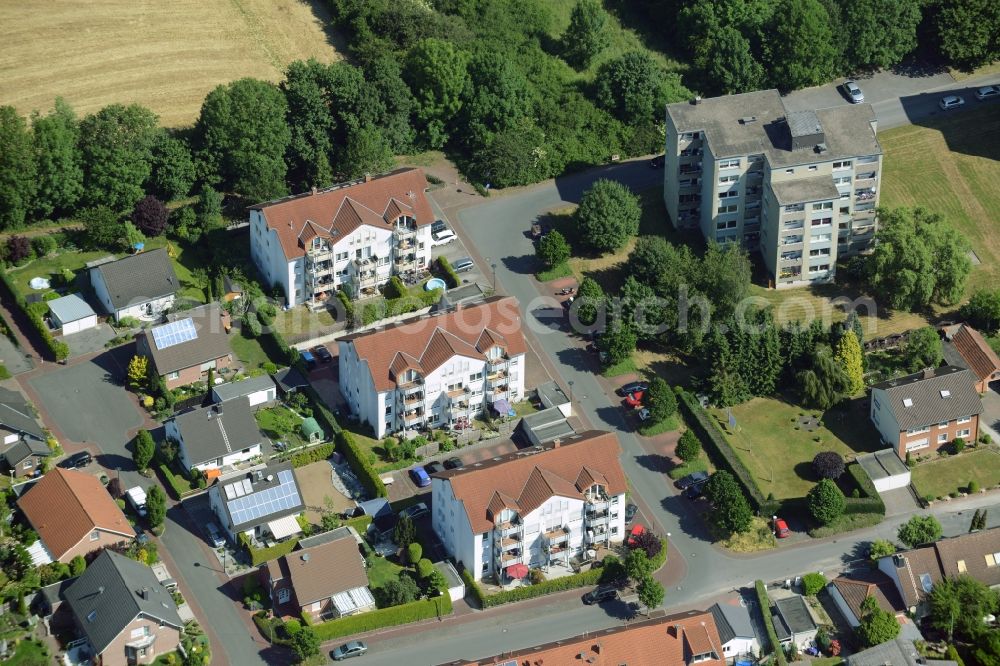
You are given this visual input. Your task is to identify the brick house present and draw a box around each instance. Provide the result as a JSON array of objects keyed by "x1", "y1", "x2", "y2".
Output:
[
  {"x1": 17, "y1": 468, "x2": 134, "y2": 564},
  {"x1": 64, "y1": 550, "x2": 183, "y2": 666},
  {"x1": 869, "y1": 366, "x2": 982, "y2": 460},
  {"x1": 135, "y1": 304, "x2": 233, "y2": 390},
  {"x1": 942, "y1": 323, "x2": 1000, "y2": 393}
]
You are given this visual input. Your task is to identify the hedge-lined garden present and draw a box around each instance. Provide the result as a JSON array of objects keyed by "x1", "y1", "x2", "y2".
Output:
[
  {"x1": 755, "y1": 580, "x2": 788, "y2": 666},
  {"x1": 309, "y1": 594, "x2": 452, "y2": 641},
  {"x1": 0, "y1": 270, "x2": 69, "y2": 361}
]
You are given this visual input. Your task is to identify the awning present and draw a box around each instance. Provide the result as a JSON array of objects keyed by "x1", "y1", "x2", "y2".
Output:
[
  {"x1": 267, "y1": 515, "x2": 303, "y2": 540},
  {"x1": 506, "y1": 563, "x2": 529, "y2": 579}
]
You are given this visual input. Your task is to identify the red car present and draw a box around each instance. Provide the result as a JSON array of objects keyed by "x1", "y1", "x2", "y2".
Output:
[
  {"x1": 774, "y1": 518, "x2": 790, "y2": 538},
  {"x1": 625, "y1": 391, "x2": 644, "y2": 408},
  {"x1": 627, "y1": 524, "x2": 646, "y2": 546}
]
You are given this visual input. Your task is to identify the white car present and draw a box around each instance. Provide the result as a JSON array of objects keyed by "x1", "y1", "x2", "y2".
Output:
[
  {"x1": 975, "y1": 85, "x2": 1000, "y2": 100},
  {"x1": 432, "y1": 228, "x2": 456, "y2": 246},
  {"x1": 939, "y1": 95, "x2": 965, "y2": 110},
  {"x1": 843, "y1": 80, "x2": 864, "y2": 104}
]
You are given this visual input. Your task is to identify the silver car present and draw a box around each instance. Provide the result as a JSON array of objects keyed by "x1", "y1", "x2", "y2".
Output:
[
  {"x1": 452, "y1": 257, "x2": 475, "y2": 273},
  {"x1": 843, "y1": 80, "x2": 864, "y2": 104},
  {"x1": 332, "y1": 640, "x2": 368, "y2": 661},
  {"x1": 975, "y1": 85, "x2": 1000, "y2": 100},
  {"x1": 939, "y1": 95, "x2": 965, "y2": 110}
]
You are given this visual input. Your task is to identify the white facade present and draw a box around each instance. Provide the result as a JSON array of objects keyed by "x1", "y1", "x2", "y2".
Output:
[
  {"x1": 58, "y1": 314, "x2": 98, "y2": 335},
  {"x1": 432, "y1": 477, "x2": 626, "y2": 582},
  {"x1": 339, "y1": 346, "x2": 526, "y2": 439},
  {"x1": 165, "y1": 419, "x2": 262, "y2": 473},
  {"x1": 90, "y1": 271, "x2": 175, "y2": 323}
]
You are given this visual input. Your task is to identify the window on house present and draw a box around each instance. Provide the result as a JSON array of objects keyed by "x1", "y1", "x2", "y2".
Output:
[
  {"x1": 834, "y1": 161, "x2": 853, "y2": 169},
  {"x1": 957, "y1": 416, "x2": 972, "y2": 424},
  {"x1": 785, "y1": 168, "x2": 795, "y2": 174},
  {"x1": 385, "y1": 406, "x2": 392, "y2": 415},
  {"x1": 167, "y1": 371, "x2": 180, "y2": 380},
  {"x1": 22, "y1": 460, "x2": 32, "y2": 469},
  {"x1": 278, "y1": 588, "x2": 291, "y2": 603},
  {"x1": 808, "y1": 166, "x2": 818, "y2": 172},
  {"x1": 90, "y1": 530, "x2": 100, "y2": 541},
  {"x1": 958, "y1": 429, "x2": 971, "y2": 438},
  {"x1": 717, "y1": 204, "x2": 738, "y2": 214},
  {"x1": 719, "y1": 159, "x2": 741, "y2": 169},
  {"x1": 812, "y1": 202, "x2": 834, "y2": 211},
  {"x1": 718, "y1": 175, "x2": 739, "y2": 184},
  {"x1": 958, "y1": 559, "x2": 967, "y2": 572},
  {"x1": 938, "y1": 433, "x2": 948, "y2": 443}
]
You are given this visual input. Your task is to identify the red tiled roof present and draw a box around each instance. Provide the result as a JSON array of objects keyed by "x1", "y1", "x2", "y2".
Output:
[
  {"x1": 251, "y1": 169, "x2": 434, "y2": 260},
  {"x1": 830, "y1": 570, "x2": 906, "y2": 621},
  {"x1": 446, "y1": 610, "x2": 725, "y2": 666},
  {"x1": 342, "y1": 296, "x2": 527, "y2": 393},
  {"x1": 441, "y1": 431, "x2": 628, "y2": 533},
  {"x1": 951, "y1": 324, "x2": 1000, "y2": 383},
  {"x1": 17, "y1": 468, "x2": 132, "y2": 559}
]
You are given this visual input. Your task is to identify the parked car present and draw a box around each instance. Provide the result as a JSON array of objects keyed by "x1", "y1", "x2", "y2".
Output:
[
  {"x1": 842, "y1": 80, "x2": 864, "y2": 104},
  {"x1": 431, "y1": 219, "x2": 447, "y2": 234},
  {"x1": 939, "y1": 95, "x2": 965, "y2": 110},
  {"x1": 432, "y1": 228, "x2": 457, "y2": 246},
  {"x1": 443, "y1": 457, "x2": 465, "y2": 470},
  {"x1": 206, "y1": 522, "x2": 226, "y2": 548},
  {"x1": 975, "y1": 85, "x2": 1000, "y2": 100},
  {"x1": 582, "y1": 585, "x2": 618, "y2": 605},
  {"x1": 424, "y1": 461, "x2": 444, "y2": 475},
  {"x1": 60, "y1": 451, "x2": 92, "y2": 469},
  {"x1": 331, "y1": 640, "x2": 368, "y2": 661},
  {"x1": 638, "y1": 408, "x2": 651, "y2": 421},
  {"x1": 627, "y1": 524, "x2": 646, "y2": 547},
  {"x1": 624, "y1": 503, "x2": 638, "y2": 524},
  {"x1": 408, "y1": 466, "x2": 431, "y2": 488},
  {"x1": 300, "y1": 350, "x2": 317, "y2": 370},
  {"x1": 618, "y1": 381, "x2": 649, "y2": 396},
  {"x1": 625, "y1": 391, "x2": 644, "y2": 408},
  {"x1": 341, "y1": 506, "x2": 364, "y2": 520},
  {"x1": 399, "y1": 502, "x2": 429, "y2": 521},
  {"x1": 311, "y1": 346, "x2": 333, "y2": 363},
  {"x1": 649, "y1": 155, "x2": 665, "y2": 168},
  {"x1": 684, "y1": 481, "x2": 707, "y2": 500},
  {"x1": 125, "y1": 486, "x2": 148, "y2": 518},
  {"x1": 675, "y1": 470, "x2": 709, "y2": 490},
  {"x1": 774, "y1": 518, "x2": 791, "y2": 538},
  {"x1": 452, "y1": 257, "x2": 475, "y2": 273}
]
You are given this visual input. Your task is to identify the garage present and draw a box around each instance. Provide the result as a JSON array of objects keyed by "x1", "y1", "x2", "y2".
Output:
[
  {"x1": 47, "y1": 293, "x2": 98, "y2": 335},
  {"x1": 857, "y1": 449, "x2": 911, "y2": 493}
]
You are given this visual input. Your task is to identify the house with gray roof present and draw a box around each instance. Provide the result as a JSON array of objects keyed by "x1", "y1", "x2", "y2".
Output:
[
  {"x1": 772, "y1": 595, "x2": 817, "y2": 651},
  {"x1": 272, "y1": 367, "x2": 308, "y2": 395},
  {"x1": 846, "y1": 638, "x2": 958, "y2": 666},
  {"x1": 870, "y1": 366, "x2": 982, "y2": 460},
  {"x1": 208, "y1": 464, "x2": 305, "y2": 543},
  {"x1": 165, "y1": 397, "x2": 262, "y2": 473},
  {"x1": 0, "y1": 387, "x2": 50, "y2": 478},
  {"x1": 89, "y1": 249, "x2": 178, "y2": 323},
  {"x1": 210, "y1": 374, "x2": 277, "y2": 407},
  {"x1": 709, "y1": 601, "x2": 759, "y2": 662},
  {"x1": 135, "y1": 304, "x2": 234, "y2": 389},
  {"x1": 64, "y1": 549, "x2": 182, "y2": 666}
]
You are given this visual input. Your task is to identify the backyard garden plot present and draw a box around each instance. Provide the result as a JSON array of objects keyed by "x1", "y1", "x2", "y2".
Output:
[
  {"x1": 910, "y1": 448, "x2": 1000, "y2": 501},
  {"x1": 256, "y1": 405, "x2": 311, "y2": 450}
]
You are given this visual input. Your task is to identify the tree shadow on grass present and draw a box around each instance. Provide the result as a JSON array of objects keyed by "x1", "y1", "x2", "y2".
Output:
[{"x1": 823, "y1": 397, "x2": 884, "y2": 454}]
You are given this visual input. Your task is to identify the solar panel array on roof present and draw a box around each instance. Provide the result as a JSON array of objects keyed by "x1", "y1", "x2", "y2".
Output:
[
  {"x1": 226, "y1": 469, "x2": 301, "y2": 526},
  {"x1": 151, "y1": 318, "x2": 198, "y2": 351}
]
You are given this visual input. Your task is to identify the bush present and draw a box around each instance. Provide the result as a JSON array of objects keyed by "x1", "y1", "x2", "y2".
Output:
[
  {"x1": 537, "y1": 230, "x2": 571, "y2": 268},
  {"x1": 290, "y1": 443, "x2": 334, "y2": 468},
  {"x1": 0, "y1": 271, "x2": 68, "y2": 361},
  {"x1": 813, "y1": 451, "x2": 845, "y2": 480},
  {"x1": 256, "y1": 302, "x2": 277, "y2": 326},
  {"x1": 283, "y1": 618, "x2": 302, "y2": 636},
  {"x1": 436, "y1": 256, "x2": 460, "y2": 288},
  {"x1": 406, "y1": 542, "x2": 423, "y2": 566},
  {"x1": 969, "y1": 480, "x2": 980, "y2": 494},
  {"x1": 483, "y1": 568, "x2": 603, "y2": 607},
  {"x1": 807, "y1": 478, "x2": 846, "y2": 525},
  {"x1": 953, "y1": 437, "x2": 966, "y2": 454},
  {"x1": 384, "y1": 275, "x2": 407, "y2": 299},
  {"x1": 675, "y1": 430, "x2": 701, "y2": 462},
  {"x1": 309, "y1": 595, "x2": 452, "y2": 642},
  {"x1": 336, "y1": 430, "x2": 387, "y2": 498},
  {"x1": 242, "y1": 313, "x2": 262, "y2": 337},
  {"x1": 801, "y1": 572, "x2": 827, "y2": 596},
  {"x1": 461, "y1": 568, "x2": 487, "y2": 609},
  {"x1": 6, "y1": 236, "x2": 33, "y2": 264},
  {"x1": 416, "y1": 558, "x2": 434, "y2": 580},
  {"x1": 31, "y1": 235, "x2": 57, "y2": 257}
]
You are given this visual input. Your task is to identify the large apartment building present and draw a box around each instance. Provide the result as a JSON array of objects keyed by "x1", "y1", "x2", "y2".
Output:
[
  {"x1": 338, "y1": 296, "x2": 526, "y2": 438},
  {"x1": 431, "y1": 431, "x2": 628, "y2": 582},
  {"x1": 664, "y1": 90, "x2": 883, "y2": 287},
  {"x1": 249, "y1": 169, "x2": 434, "y2": 307}
]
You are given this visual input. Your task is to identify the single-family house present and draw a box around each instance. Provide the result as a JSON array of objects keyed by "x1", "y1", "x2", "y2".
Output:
[
  {"x1": 47, "y1": 293, "x2": 98, "y2": 335},
  {"x1": 432, "y1": 430, "x2": 628, "y2": 582},
  {"x1": 448, "y1": 610, "x2": 725, "y2": 666},
  {"x1": 771, "y1": 595, "x2": 818, "y2": 651},
  {"x1": 64, "y1": 550, "x2": 183, "y2": 666},
  {"x1": 828, "y1": 570, "x2": 907, "y2": 627},
  {"x1": 877, "y1": 526, "x2": 1000, "y2": 618},
  {"x1": 165, "y1": 398, "x2": 262, "y2": 473},
  {"x1": 942, "y1": 323, "x2": 1000, "y2": 393},
  {"x1": 338, "y1": 296, "x2": 527, "y2": 438},
  {"x1": 89, "y1": 249, "x2": 178, "y2": 323},
  {"x1": 0, "y1": 387, "x2": 51, "y2": 478},
  {"x1": 869, "y1": 366, "x2": 982, "y2": 460},
  {"x1": 249, "y1": 168, "x2": 435, "y2": 306},
  {"x1": 18, "y1": 468, "x2": 133, "y2": 564},
  {"x1": 846, "y1": 638, "x2": 959, "y2": 666},
  {"x1": 222, "y1": 275, "x2": 243, "y2": 303},
  {"x1": 708, "y1": 601, "x2": 760, "y2": 662},
  {"x1": 135, "y1": 305, "x2": 233, "y2": 390},
  {"x1": 208, "y1": 465, "x2": 305, "y2": 544},
  {"x1": 262, "y1": 527, "x2": 375, "y2": 621},
  {"x1": 210, "y1": 375, "x2": 277, "y2": 407}
]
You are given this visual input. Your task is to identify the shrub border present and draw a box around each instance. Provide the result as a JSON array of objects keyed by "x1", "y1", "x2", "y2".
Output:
[
  {"x1": 435, "y1": 257, "x2": 460, "y2": 289},
  {"x1": 755, "y1": 580, "x2": 788, "y2": 666},
  {"x1": 0, "y1": 270, "x2": 68, "y2": 361},
  {"x1": 309, "y1": 594, "x2": 452, "y2": 641}
]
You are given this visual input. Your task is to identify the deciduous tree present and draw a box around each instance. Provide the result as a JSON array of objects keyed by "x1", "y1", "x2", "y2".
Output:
[
  {"x1": 645, "y1": 377, "x2": 677, "y2": 424},
  {"x1": 623, "y1": 547, "x2": 652, "y2": 584},
  {"x1": 697, "y1": 27, "x2": 764, "y2": 95},
  {"x1": 961, "y1": 289, "x2": 1000, "y2": 334},
  {"x1": 459, "y1": 52, "x2": 534, "y2": 150},
  {"x1": 901, "y1": 326, "x2": 943, "y2": 372},
  {"x1": 807, "y1": 478, "x2": 846, "y2": 525},
  {"x1": 561, "y1": 0, "x2": 610, "y2": 70},
  {"x1": 598, "y1": 321, "x2": 637, "y2": 366},
  {"x1": 705, "y1": 471, "x2": 753, "y2": 534},
  {"x1": 897, "y1": 515, "x2": 942, "y2": 548},
  {"x1": 842, "y1": 0, "x2": 921, "y2": 70},
  {"x1": 835, "y1": 329, "x2": 864, "y2": 395},
  {"x1": 812, "y1": 451, "x2": 845, "y2": 480},
  {"x1": 291, "y1": 626, "x2": 320, "y2": 662},
  {"x1": 576, "y1": 179, "x2": 641, "y2": 252},
  {"x1": 404, "y1": 39, "x2": 469, "y2": 148},
  {"x1": 0, "y1": 106, "x2": 38, "y2": 230},
  {"x1": 763, "y1": 0, "x2": 838, "y2": 90},
  {"x1": 595, "y1": 52, "x2": 689, "y2": 124},
  {"x1": 637, "y1": 576, "x2": 664, "y2": 613},
  {"x1": 676, "y1": 430, "x2": 701, "y2": 462},
  {"x1": 150, "y1": 133, "x2": 195, "y2": 200},
  {"x1": 6, "y1": 236, "x2": 31, "y2": 264},
  {"x1": 79, "y1": 104, "x2": 159, "y2": 213},
  {"x1": 31, "y1": 98, "x2": 83, "y2": 218},
  {"x1": 857, "y1": 595, "x2": 900, "y2": 646},
  {"x1": 797, "y1": 345, "x2": 850, "y2": 409},
  {"x1": 868, "y1": 539, "x2": 896, "y2": 561},
  {"x1": 146, "y1": 485, "x2": 166, "y2": 528},
  {"x1": 133, "y1": 429, "x2": 155, "y2": 472},
  {"x1": 468, "y1": 120, "x2": 551, "y2": 188},
  {"x1": 80, "y1": 206, "x2": 121, "y2": 250},
  {"x1": 928, "y1": 575, "x2": 1000, "y2": 641},
  {"x1": 282, "y1": 59, "x2": 336, "y2": 190},
  {"x1": 936, "y1": 0, "x2": 1000, "y2": 72},
  {"x1": 341, "y1": 121, "x2": 395, "y2": 179},
  {"x1": 131, "y1": 195, "x2": 169, "y2": 237},
  {"x1": 537, "y1": 230, "x2": 570, "y2": 268},
  {"x1": 575, "y1": 277, "x2": 605, "y2": 328}
]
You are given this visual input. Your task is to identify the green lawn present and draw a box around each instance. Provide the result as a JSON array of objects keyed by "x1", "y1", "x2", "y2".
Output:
[
  {"x1": 272, "y1": 306, "x2": 338, "y2": 341},
  {"x1": 602, "y1": 357, "x2": 638, "y2": 378},
  {"x1": 667, "y1": 455, "x2": 709, "y2": 480},
  {"x1": 3, "y1": 638, "x2": 50, "y2": 666},
  {"x1": 255, "y1": 406, "x2": 307, "y2": 448},
  {"x1": 709, "y1": 396, "x2": 883, "y2": 500},
  {"x1": 536, "y1": 262, "x2": 573, "y2": 282},
  {"x1": 229, "y1": 327, "x2": 286, "y2": 370},
  {"x1": 366, "y1": 554, "x2": 407, "y2": 590},
  {"x1": 910, "y1": 449, "x2": 1000, "y2": 500},
  {"x1": 639, "y1": 414, "x2": 679, "y2": 437}
]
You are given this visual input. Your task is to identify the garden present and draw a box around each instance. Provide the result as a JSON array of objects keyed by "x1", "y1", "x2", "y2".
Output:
[
  {"x1": 256, "y1": 405, "x2": 313, "y2": 451},
  {"x1": 910, "y1": 447, "x2": 1000, "y2": 502}
]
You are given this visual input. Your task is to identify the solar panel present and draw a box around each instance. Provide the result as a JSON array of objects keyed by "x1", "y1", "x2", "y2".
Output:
[
  {"x1": 224, "y1": 485, "x2": 236, "y2": 500},
  {"x1": 225, "y1": 469, "x2": 302, "y2": 527},
  {"x1": 151, "y1": 318, "x2": 198, "y2": 350}
]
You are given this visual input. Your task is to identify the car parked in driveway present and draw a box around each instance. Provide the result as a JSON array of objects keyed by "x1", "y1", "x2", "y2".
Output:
[
  {"x1": 443, "y1": 457, "x2": 464, "y2": 470},
  {"x1": 408, "y1": 466, "x2": 431, "y2": 488},
  {"x1": 399, "y1": 502, "x2": 429, "y2": 521},
  {"x1": 624, "y1": 503, "x2": 638, "y2": 524},
  {"x1": 939, "y1": 95, "x2": 965, "y2": 110},
  {"x1": 842, "y1": 80, "x2": 864, "y2": 104},
  {"x1": 60, "y1": 451, "x2": 92, "y2": 469},
  {"x1": 432, "y1": 228, "x2": 457, "y2": 246},
  {"x1": 774, "y1": 518, "x2": 791, "y2": 538},
  {"x1": 618, "y1": 381, "x2": 649, "y2": 396},
  {"x1": 206, "y1": 522, "x2": 226, "y2": 548},
  {"x1": 624, "y1": 391, "x2": 644, "y2": 408},
  {"x1": 684, "y1": 481, "x2": 707, "y2": 500},
  {"x1": 975, "y1": 85, "x2": 1000, "y2": 100},
  {"x1": 675, "y1": 470, "x2": 709, "y2": 489},
  {"x1": 452, "y1": 257, "x2": 475, "y2": 273},
  {"x1": 638, "y1": 408, "x2": 651, "y2": 421},
  {"x1": 332, "y1": 640, "x2": 368, "y2": 661},
  {"x1": 424, "y1": 460, "x2": 444, "y2": 475},
  {"x1": 311, "y1": 345, "x2": 333, "y2": 363},
  {"x1": 627, "y1": 524, "x2": 646, "y2": 547}
]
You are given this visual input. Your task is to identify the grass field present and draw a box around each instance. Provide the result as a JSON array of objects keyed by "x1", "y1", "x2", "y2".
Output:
[
  {"x1": 0, "y1": 0, "x2": 343, "y2": 127},
  {"x1": 710, "y1": 396, "x2": 883, "y2": 500},
  {"x1": 910, "y1": 449, "x2": 1000, "y2": 500}
]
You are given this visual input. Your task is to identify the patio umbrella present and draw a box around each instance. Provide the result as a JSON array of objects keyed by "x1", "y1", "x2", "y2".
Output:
[{"x1": 506, "y1": 563, "x2": 529, "y2": 579}]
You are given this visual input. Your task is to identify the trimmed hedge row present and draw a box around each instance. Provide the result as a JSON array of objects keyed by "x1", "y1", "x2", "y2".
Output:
[
  {"x1": 843, "y1": 462, "x2": 885, "y2": 515},
  {"x1": 0, "y1": 270, "x2": 68, "y2": 361},
  {"x1": 461, "y1": 568, "x2": 487, "y2": 609},
  {"x1": 157, "y1": 462, "x2": 199, "y2": 500},
  {"x1": 337, "y1": 430, "x2": 387, "y2": 498},
  {"x1": 482, "y1": 568, "x2": 603, "y2": 608},
  {"x1": 435, "y1": 257, "x2": 460, "y2": 289},
  {"x1": 358, "y1": 289, "x2": 441, "y2": 327},
  {"x1": 310, "y1": 594, "x2": 452, "y2": 641},
  {"x1": 649, "y1": 537, "x2": 668, "y2": 571},
  {"x1": 677, "y1": 391, "x2": 777, "y2": 515},
  {"x1": 249, "y1": 537, "x2": 300, "y2": 566},
  {"x1": 291, "y1": 443, "x2": 335, "y2": 468},
  {"x1": 755, "y1": 580, "x2": 788, "y2": 666}
]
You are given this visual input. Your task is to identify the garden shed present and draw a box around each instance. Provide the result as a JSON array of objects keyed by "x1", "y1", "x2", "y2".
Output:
[{"x1": 300, "y1": 417, "x2": 322, "y2": 443}]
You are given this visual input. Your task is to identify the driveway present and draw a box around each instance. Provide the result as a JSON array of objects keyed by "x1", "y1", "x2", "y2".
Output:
[{"x1": 979, "y1": 385, "x2": 1000, "y2": 443}]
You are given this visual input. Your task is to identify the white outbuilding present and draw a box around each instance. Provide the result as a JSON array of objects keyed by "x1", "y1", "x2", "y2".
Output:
[{"x1": 47, "y1": 293, "x2": 98, "y2": 335}]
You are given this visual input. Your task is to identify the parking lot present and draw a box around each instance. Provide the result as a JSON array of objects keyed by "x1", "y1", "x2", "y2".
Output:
[{"x1": 431, "y1": 221, "x2": 491, "y2": 290}]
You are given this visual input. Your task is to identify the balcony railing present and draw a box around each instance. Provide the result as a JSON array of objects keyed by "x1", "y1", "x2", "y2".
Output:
[
  {"x1": 401, "y1": 393, "x2": 423, "y2": 406},
  {"x1": 544, "y1": 527, "x2": 569, "y2": 542},
  {"x1": 498, "y1": 521, "x2": 522, "y2": 536},
  {"x1": 499, "y1": 551, "x2": 522, "y2": 565}
]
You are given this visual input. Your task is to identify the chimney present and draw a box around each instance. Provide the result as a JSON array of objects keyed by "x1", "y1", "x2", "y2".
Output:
[
  {"x1": 140, "y1": 587, "x2": 149, "y2": 600},
  {"x1": 301, "y1": 553, "x2": 310, "y2": 562},
  {"x1": 364, "y1": 173, "x2": 372, "y2": 183},
  {"x1": 922, "y1": 367, "x2": 934, "y2": 379},
  {"x1": 552, "y1": 438, "x2": 561, "y2": 448}
]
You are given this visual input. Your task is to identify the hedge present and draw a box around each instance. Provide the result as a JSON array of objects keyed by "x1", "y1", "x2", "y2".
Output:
[
  {"x1": 482, "y1": 568, "x2": 603, "y2": 607},
  {"x1": 291, "y1": 443, "x2": 335, "y2": 468},
  {"x1": 843, "y1": 462, "x2": 885, "y2": 515},
  {"x1": 310, "y1": 594, "x2": 452, "y2": 641},
  {"x1": 249, "y1": 537, "x2": 300, "y2": 566},
  {"x1": 756, "y1": 580, "x2": 788, "y2": 666},
  {"x1": 461, "y1": 568, "x2": 487, "y2": 609},
  {"x1": 649, "y1": 537, "x2": 668, "y2": 571},
  {"x1": 336, "y1": 430, "x2": 387, "y2": 498},
  {"x1": 677, "y1": 391, "x2": 777, "y2": 515},
  {"x1": 0, "y1": 270, "x2": 68, "y2": 361},
  {"x1": 157, "y1": 462, "x2": 199, "y2": 499},
  {"x1": 435, "y1": 256, "x2": 460, "y2": 289},
  {"x1": 252, "y1": 614, "x2": 290, "y2": 645}
]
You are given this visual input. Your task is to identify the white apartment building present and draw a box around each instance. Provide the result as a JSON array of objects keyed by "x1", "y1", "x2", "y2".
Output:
[
  {"x1": 249, "y1": 169, "x2": 435, "y2": 307},
  {"x1": 664, "y1": 90, "x2": 883, "y2": 287},
  {"x1": 431, "y1": 431, "x2": 628, "y2": 582},
  {"x1": 338, "y1": 296, "x2": 526, "y2": 439}
]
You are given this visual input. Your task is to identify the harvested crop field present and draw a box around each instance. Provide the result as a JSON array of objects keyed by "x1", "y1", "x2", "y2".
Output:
[{"x1": 0, "y1": 0, "x2": 343, "y2": 127}]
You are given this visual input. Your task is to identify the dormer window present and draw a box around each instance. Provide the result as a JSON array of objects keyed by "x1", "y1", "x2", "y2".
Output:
[
  {"x1": 586, "y1": 483, "x2": 607, "y2": 501},
  {"x1": 902, "y1": 398, "x2": 913, "y2": 408},
  {"x1": 488, "y1": 346, "x2": 503, "y2": 360}
]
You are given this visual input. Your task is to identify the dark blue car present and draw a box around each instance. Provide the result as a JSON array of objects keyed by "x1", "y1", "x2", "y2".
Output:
[{"x1": 409, "y1": 466, "x2": 431, "y2": 488}]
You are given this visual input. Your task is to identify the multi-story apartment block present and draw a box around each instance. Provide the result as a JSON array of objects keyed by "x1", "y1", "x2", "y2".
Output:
[
  {"x1": 432, "y1": 431, "x2": 628, "y2": 582},
  {"x1": 338, "y1": 296, "x2": 526, "y2": 438},
  {"x1": 249, "y1": 169, "x2": 435, "y2": 307},
  {"x1": 664, "y1": 90, "x2": 883, "y2": 287},
  {"x1": 869, "y1": 366, "x2": 983, "y2": 460}
]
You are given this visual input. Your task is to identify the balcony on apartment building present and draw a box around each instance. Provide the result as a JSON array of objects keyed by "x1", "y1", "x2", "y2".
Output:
[
  {"x1": 499, "y1": 550, "x2": 523, "y2": 566},
  {"x1": 781, "y1": 234, "x2": 804, "y2": 247},
  {"x1": 496, "y1": 533, "x2": 521, "y2": 553},
  {"x1": 679, "y1": 163, "x2": 702, "y2": 176},
  {"x1": 402, "y1": 408, "x2": 424, "y2": 426},
  {"x1": 486, "y1": 368, "x2": 507, "y2": 386},
  {"x1": 497, "y1": 520, "x2": 523, "y2": 537},
  {"x1": 543, "y1": 526, "x2": 570, "y2": 553},
  {"x1": 394, "y1": 253, "x2": 417, "y2": 267},
  {"x1": 855, "y1": 188, "x2": 877, "y2": 202},
  {"x1": 779, "y1": 267, "x2": 802, "y2": 280},
  {"x1": 400, "y1": 390, "x2": 424, "y2": 408}
]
